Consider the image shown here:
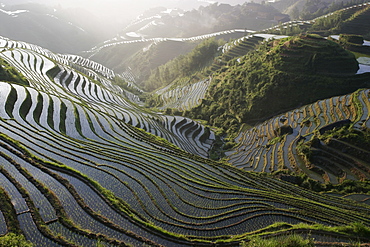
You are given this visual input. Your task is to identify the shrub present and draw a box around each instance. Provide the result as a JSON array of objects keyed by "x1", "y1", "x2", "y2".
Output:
[
  {"x1": 241, "y1": 235, "x2": 314, "y2": 247},
  {"x1": 0, "y1": 233, "x2": 33, "y2": 247}
]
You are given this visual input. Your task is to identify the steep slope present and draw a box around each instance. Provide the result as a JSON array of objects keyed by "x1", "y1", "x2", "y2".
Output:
[
  {"x1": 265, "y1": 2, "x2": 370, "y2": 38},
  {"x1": 0, "y1": 35, "x2": 214, "y2": 157},
  {"x1": 227, "y1": 88, "x2": 370, "y2": 184},
  {"x1": 150, "y1": 34, "x2": 287, "y2": 111},
  {"x1": 186, "y1": 34, "x2": 368, "y2": 134},
  {"x1": 1, "y1": 36, "x2": 370, "y2": 246}
]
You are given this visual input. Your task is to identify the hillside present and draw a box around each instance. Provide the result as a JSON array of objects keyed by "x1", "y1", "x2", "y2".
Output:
[
  {"x1": 186, "y1": 34, "x2": 367, "y2": 134},
  {"x1": 1, "y1": 35, "x2": 370, "y2": 246},
  {"x1": 227, "y1": 88, "x2": 370, "y2": 184},
  {"x1": 265, "y1": 2, "x2": 370, "y2": 38},
  {"x1": 85, "y1": 2, "x2": 288, "y2": 79},
  {"x1": 271, "y1": 0, "x2": 365, "y2": 20},
  {"x1": 147, "y1": 34, "x2": 285, "y2": 111}
]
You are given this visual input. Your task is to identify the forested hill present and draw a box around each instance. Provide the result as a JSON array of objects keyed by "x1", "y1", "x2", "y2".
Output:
[{"x1": 186, "y1": 34, "x2": 368, "y2": 133}]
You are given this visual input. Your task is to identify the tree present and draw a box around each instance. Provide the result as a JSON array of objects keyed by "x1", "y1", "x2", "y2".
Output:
[{"x1": 0, "y1": 233, "x2": 33, "y2": 247}]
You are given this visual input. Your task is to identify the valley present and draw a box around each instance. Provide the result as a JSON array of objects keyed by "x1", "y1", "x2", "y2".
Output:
[{"x1": 0, "y1": 1, "x2": 370, "y2": 246}]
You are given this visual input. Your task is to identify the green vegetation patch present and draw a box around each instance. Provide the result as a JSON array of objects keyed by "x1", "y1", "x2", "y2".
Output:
[
  {"x1": 185, "y1": 34, "x2": 368, "y2": 135},
  {"x1": 241, "y1": 234, "x2": 314, "y2": 247},
  {"x1": 144, "y1": 38, "x2": 223, "y2": 92},
  {"x1": 298, "y1": 125, "x2": 370, "y2": 163},
  {"x1": 0, "y1": 58, "x2": 29, "y2": 86},
  {"x1": 296, "y1": 124, "x2": 370, "y2": 186},
  {"x1": 0, "y1": 233, "x2": 33, "y2": 247}
]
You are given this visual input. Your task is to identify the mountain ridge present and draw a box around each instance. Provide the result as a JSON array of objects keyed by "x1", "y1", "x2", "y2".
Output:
[{"x1": 1, "y1": 1, "x2": 370, "y2": 246}]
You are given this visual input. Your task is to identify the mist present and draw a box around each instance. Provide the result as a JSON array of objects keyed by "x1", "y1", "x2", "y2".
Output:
[
  {"x1": 0, "y1": 0, "x2": 207, "y2": 38},
  {"x1": 1, "y1": 0, "x2": 249, "y2": 24},
  {"x1": 0, "y1": 0, "x2": 248, "y2": 52}
]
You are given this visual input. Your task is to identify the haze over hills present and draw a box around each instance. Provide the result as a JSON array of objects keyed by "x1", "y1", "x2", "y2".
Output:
[
  {"x1": 0, "y1": 2, "x2": 115, "y2": 53},
  {"x1": 83, "y1": 1, "x2": 290, "y2": 86},
  {"x1": 0, "y1": 0, "x2": 272, "y2": 54},
  {"x1": 0, "y1": 0, "x2": 370, "y2": 246}
]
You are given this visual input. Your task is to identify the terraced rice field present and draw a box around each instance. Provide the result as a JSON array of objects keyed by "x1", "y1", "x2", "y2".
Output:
[
  {"x1": 227, "y1": 89, "x2": 370, "y2": 183},
  {"x1": 0, "y1": 36, "x2": 213, "y2": 158},
  {"x1": 85, "y1": 29, "x2": 254, "y2": 59},
  {"x1": 1, "y1": 36, "x2": 370, "y2": 246},
  {"x1": 156, "y1": 79, "x2": 211, "y2": 111},
  {"x1": 156, "y1": 34, "x2": 289, "y2": 112},
  {"x1": 262, "y1": 2, "x2": 370, "y2": 34}
]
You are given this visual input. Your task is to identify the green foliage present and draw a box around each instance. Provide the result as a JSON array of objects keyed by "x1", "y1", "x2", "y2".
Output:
[
  {"x1": 0, "y1": 58, "x2": 29, "y2": 86},
  {"x1": 59, "y1": 101, "x2": 67, "y2": 134},
  {"x1": 336, "y1": 222, "x2": 370, "y2": 238},
  {"x1": 272, "y1": 168, "x2": 370, "y2": 194},
  {"x1": 0, "y1": 187, "x2": 22, "y2": 235},
  {"x1": 241, "y1": 234, "x2": 314, "y2": 247},
  {"x1": 19, "y1": 90, "x2": 32, "y2": 120},
  {"x1": 0, "y1": 233, "x2": 33, "y2": 247},
  {"x1": 186, "y1": 34, "x2": 366, "y2": 135},
  {"x1": 45, "y1": 65, "x2": 61, "y2": 80},
  {"x1": 297, "y1": 125, "x2": 370, "y2": 185},
  {"x1": 311, "y1": 4, "x2": 370, "y2": 36},
  {"x1": 336, "y1": 34, "x2": 370, "y2": 55},
  {"x1": 270, "y1": 2, "x2": 370, "y2": 37},
  {"x1": 320, "y1": 125, "x2": 370, "y2": 147},
  {"x1": 144, "y1": 38, "x2": 223, "y2": 92}
]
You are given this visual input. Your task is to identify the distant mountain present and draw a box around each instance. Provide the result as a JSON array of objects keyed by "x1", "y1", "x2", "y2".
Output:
[
  {"x1": 0, "y1": 3, "x2": 115, "y2": 53},
  {"x1": 85, "y1": 2, "x2": 288, "y2": 84},
  {"x1": 271, "y1": 0, "x2": 365, "y2": 20}
]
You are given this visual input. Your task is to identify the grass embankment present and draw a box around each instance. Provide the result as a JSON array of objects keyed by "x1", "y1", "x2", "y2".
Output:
[
  {"x1": 297, "y1": 124, "x2": 370, "y2": 184},
  {"x1": 0, "y1": 187, "x2": 33, "y2": 246},
  {"x1": 0, "y1": 233, "x2": 33, "y2": 247},
  {"x1": 241, "y1": 234, "x2": 314, "y2": 247},
  {"x1": 0, "y1": 58, "x2": 29, "y2": 86},
  {"x1": 241, "y1": 221, "x2": 370, "y2": 246}
]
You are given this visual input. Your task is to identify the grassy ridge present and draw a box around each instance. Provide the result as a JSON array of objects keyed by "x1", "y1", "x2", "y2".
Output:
[
  {"x1": 185, "y1": 34, "x2": 368, "y2": 135},
  {"x1": 0, "y1": 58, "x2": 29, "y2": 86}
]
